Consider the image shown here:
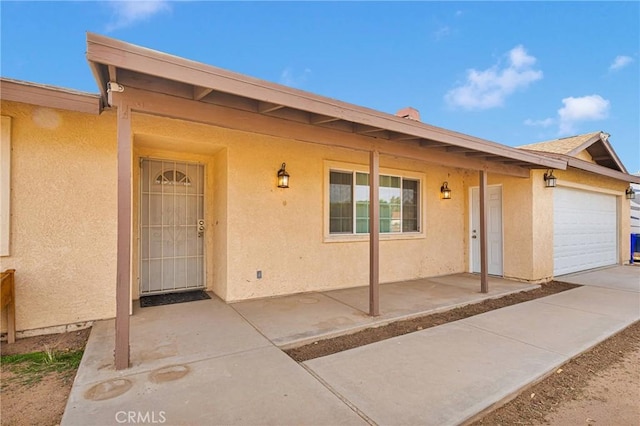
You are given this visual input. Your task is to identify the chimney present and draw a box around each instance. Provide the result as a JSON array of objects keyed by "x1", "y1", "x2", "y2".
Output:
[{"x1": 395, "y1": 107, "x2": 420, "y2": 122}]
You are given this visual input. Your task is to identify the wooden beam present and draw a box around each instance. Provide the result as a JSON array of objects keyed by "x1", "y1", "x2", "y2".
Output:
[
  {"x1": 108, "y1": 65, "x2": 117, "y2": 81},
  {"x1": 310, "y1": 114, "x2": 340, "y2": 125},
  {"x1": 479, "y1": 170, "x2": 489, "y2": 294},
  {"x1": 115, "y1": 100, "x2": 131, "y2": 370},
  {"x1": 446, "y1": 146, "x2": 474, "y2": 153},
  {"x1": 355, "y1": 124, "x2": 386, "y2": 135},
  {"x1": 193, "y1": 86, "x2": 213, "y2": 101},
  {"x1": 258, "y1": 101, "x2": 285, "y2": 114},
  {"x1": 369, "y1": 150, "x2": 380, "y2": 317},
  {"x1": 390, "y1": 133, "x2": 421, "y2": 141},
  {"x1": 116, "y1": 86, "x2": 532, "y2": 178}
]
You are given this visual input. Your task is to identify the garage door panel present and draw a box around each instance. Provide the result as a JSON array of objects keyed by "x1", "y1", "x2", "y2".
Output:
[{"x1": 553, "y1": 188, "x2": 617, "y2": 276}]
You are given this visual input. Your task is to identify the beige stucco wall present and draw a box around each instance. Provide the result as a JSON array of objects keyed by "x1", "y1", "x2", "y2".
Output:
[
  {"x1": 469, "y1": 167, "x2": 631, "y2": 284},
  {"x1": 1, "y1": 101, "x2": 117, "y2": 333},
  {"x1": 129, "y1": 113, "x2": 469, "y2": 302},
  {"x1": 3, "y1": 100, "x2": 632, "y2": 333},
  {"x1": 225, "y1": 137, "x2": 468, "y2": 301}
]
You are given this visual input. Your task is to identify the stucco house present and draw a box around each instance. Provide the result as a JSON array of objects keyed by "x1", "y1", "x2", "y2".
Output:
[{"x1": 1, "y1": 33, "x2": 638, "y2": 368}]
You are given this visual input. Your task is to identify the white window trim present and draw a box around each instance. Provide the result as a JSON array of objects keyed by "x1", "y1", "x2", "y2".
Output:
[
  {"x1": 323, "y1": 160, "x2": 426, "y2": 243},
  {"x1": 1, "y1": 116, "x2": 11, "y2": 256}
]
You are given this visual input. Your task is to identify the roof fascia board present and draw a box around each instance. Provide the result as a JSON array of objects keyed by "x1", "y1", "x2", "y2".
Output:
[
  {"x1": 567, "y1": 157, "x2": 639, "y2": 183},
  {"x1": 565, "y1": 133, "x2": 602, "y2": 157},
  {"x1": 111, "y1": 86, "x2": 533, "y2": 178},
  {"x1": 0, "y1": 78, "x2": 101, "y2": 115},
  {"x1": 86, "y1": 33, "x2": 564, "y2": 170}
]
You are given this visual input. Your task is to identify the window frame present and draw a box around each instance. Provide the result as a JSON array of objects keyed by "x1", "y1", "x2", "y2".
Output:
[{"x1": 324, "y1": 160, "x2": 426, "y2": 242}]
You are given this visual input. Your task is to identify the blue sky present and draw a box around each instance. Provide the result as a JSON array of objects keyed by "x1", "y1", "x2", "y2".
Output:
[{"x1": 2, "y1": 1, "x2": 639, "y2": 172}]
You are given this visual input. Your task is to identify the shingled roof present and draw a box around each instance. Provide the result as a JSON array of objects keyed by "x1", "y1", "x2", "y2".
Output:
[
  {"x1": 519, "y1": 131, "x2": 602, "y2": 155},
  {"x1": 519, "y1": 131, "x2": 627, "y2": 173}
]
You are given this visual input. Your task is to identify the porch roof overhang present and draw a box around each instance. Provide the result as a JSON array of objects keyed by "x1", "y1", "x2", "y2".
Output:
[
  {"x1": 0, "y1": 77, "x2": 101, "y2": 115},
  {"x1": 86, "y1": 33, "x2": 565, "y2": 178}
]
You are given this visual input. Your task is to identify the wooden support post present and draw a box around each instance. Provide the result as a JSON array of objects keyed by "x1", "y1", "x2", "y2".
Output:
[
  {"x1": 115, "y1": 103, "x2": 132, "y2": 370},
  {"x1": 369, "y1": 150, "x2": 380, "y2": 316},
  {"x1": 479, "y1": 170, "x2": 489, "y2": 293},
  {"x1": 1, "y1": 269, "x2": 16, "y2": 344}
]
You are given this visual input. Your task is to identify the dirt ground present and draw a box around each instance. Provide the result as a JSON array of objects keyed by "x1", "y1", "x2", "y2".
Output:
[
  {"x1": 473, "y1": 321, "x2": 640, "y2": 425},
  {"x1": 1, "y1": 328, "x2": 90, "y2": 426}
]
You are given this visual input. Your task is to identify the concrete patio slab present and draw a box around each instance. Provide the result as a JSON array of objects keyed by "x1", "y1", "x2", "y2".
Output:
[
  {"x1": 233, "y1": 274, "x2": 538, "y2": 348},
  {"x1": 304, "y1": 321, "x2": 565, "y2": 426},
  {"x1": 72, "y1": 297, "x2": 271, "y2": 388},
  {"x1": 64, "y1": 346, "x2": 366, "y2": 426},
  {"x1": 63, "y1": 296, "x2": 366, "y2": 425},
  {"x1": 231, "y1": 292, "x2": 370, "y2": 347},
  {"x1": 557, "y1": 265, "x2": 640, "y2": 292}
]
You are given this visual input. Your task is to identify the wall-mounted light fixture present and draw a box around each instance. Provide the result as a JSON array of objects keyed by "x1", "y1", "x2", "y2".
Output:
[
  {"x1": 440, "y1": 182, "x2": 451, "y2": 199},
  {"x1": 277, "y1": 163, "x2": 290, "y2": 188},
  {"x1": 543, "y1": 170, "x2": 557, "y2": 188},
  {"x1": 626, "y1": 185, "x2": 636, "y2": 200}
]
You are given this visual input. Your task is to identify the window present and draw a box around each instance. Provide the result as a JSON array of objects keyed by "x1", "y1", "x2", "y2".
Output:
[
  {"x1": 329, "y1": 170, "x2": 420, "y2": 235},
  {"x1": 155, "y1": 170, "x2": 192, "y2": 186}
]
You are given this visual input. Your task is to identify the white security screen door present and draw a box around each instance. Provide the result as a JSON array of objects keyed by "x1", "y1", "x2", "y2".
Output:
[
  {"x1": 140, "y1": 159, "x2": 205, "y2": 294},
  {"x1": 471, "y1": 186, "x2": 503, "y2": 276}
]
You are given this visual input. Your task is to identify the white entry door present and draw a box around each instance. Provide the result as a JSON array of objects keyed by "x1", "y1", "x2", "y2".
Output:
[
  {"x1": 471, "y1": 186, "x2": 503, "y2": 275},
  {"x1": 553, "y1": 187, "x2": 617, "y2": 276},
  {"x1": 140, "y1": 159, "x2": 205, "y2": 295}
]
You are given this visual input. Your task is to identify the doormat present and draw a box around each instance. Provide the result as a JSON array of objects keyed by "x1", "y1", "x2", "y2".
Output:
[{"x1": 140, "y1": 290, "x2": 211, "y2": 308}]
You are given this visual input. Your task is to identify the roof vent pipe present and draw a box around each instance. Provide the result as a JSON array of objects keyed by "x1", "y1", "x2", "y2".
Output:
[{"x1": 395, "y1": 107, "x2": 420, "y2": 122}]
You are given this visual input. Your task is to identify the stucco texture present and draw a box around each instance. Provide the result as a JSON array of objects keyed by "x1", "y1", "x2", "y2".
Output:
[
  {"x1": 1, "y1": 101, "x2": 117, "y2": 333},
  {"x1": 130, "y1": 112, "x2": 469, "y2": 302}
]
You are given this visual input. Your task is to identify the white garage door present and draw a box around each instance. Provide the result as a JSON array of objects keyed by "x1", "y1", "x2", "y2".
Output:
[{"x1": 553, "y1": 187, "x2": 617, "y2": 276}]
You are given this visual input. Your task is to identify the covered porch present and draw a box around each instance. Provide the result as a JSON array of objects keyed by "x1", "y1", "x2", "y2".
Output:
[
  {"x1": 232, "y1": 273, "x2": 538, "y2": 348},
  {"x1": 85, "y1": 33, "x2": 564, "y2": 369}
]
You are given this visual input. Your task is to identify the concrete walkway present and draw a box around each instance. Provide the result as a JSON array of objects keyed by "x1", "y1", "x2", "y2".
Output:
[
  {"x1": 304, "y1": 266, "x2": 640, "y2": 425},
  {"x1": 62, "y1": 267, "x2": 639, "y2": 425}
]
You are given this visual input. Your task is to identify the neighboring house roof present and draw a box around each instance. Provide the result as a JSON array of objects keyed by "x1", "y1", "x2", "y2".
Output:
[
  {"x1": 519, "y1": 131, "x2": 627, "y2": 173},
  {"x1": 0, "y1": 77, "x2": 101, "y2": 115}
]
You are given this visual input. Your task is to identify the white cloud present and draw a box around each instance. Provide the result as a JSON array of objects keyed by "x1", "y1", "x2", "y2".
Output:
[
  {"x1": 558, "y1": 95, "x2": 610, "y2": 135},
  {"x1": 279, "y1": 67, "x2": 311, "y2": 88},
  {"x1": 106, "y1": 0, "x2": 170, "y2": 31},
  {"x1": 609, "y1": 55, "x2": 633, "y2": 71},
  {"x1": 524, "y1": 118, "x2": 555, "y2": 128},
  {"x1": 444, "y1": 45, "x2": 543, "y2": 110},
  {"x1": 434, "y1": 26, "x2": 451, "y2": 40}
]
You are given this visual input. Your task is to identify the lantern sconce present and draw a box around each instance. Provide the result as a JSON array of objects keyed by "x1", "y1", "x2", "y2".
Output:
[
  {"x1": 277, "y1": 163, "x2": 290, "y2": 188},
  {"x1": 543, "y1": 170, "x2": 557, "y2": 188},
  {"x1": 440, "y1": 181, "x2": 452, "y2": 200},
  {"x1": 626, "y1": 185, "x2": 636, "y2": 200}
]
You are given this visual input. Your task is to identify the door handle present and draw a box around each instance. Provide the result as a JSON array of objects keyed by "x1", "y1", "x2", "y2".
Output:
[{"x1": 472, "y1": 235, "x2": 477, "y2": 239}]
